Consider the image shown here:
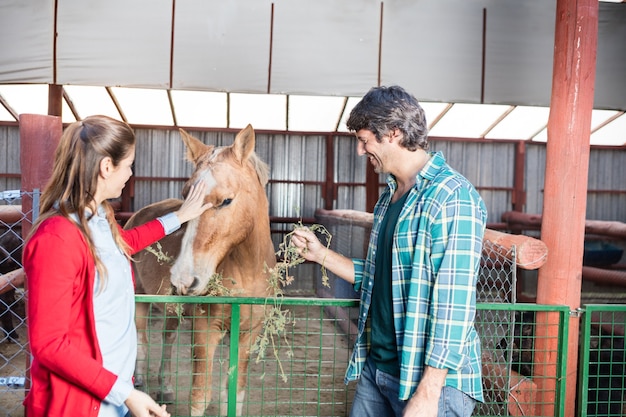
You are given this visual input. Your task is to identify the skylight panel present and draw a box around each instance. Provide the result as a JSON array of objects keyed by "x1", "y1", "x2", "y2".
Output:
[
  {"x1": 591, "y1": 112, "x2": 626, "y2": 146},
  {"x1": 110, "y1": 87, "x2": 173, "y2": 125},
  {"x1": 61, "y1": 99, "x2": 77, "y2": 124},
  {"x1": 289, "y1": 95, "x2": 345, "y2": 132},
  {"x1": 420, "y1": 102, "x2": 452, "y2": 131},
  {"x1": 533, "y1": 109, "x2": 624, "y2": 145},
  {"x1": 428, "y1": 103, "x2": 510, "y2": 138},
  {"x1": 63, "y1": 85, "x2": 121, "y2": 121},
  {"x1": 230, "y1": 93, "x2": 286, "y2": 131},
  {"x1": 170, "y1": 90, "x2": 227, "y2": 128},
  {"x1": 0, "y1": 84, "x2": 48, "y2": 119},
  {"x1": 0, "y1": 102, "x2": 15, "y2": 122},
  {"x1": 337, "y1": 97, "x2": 361, "y2": 132},
  {"x1": 486, "y1": 106, "x2": 550, "y2": 140}
]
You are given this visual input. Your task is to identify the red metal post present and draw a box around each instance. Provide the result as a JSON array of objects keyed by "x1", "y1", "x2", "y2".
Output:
[
  {"x1": 19, "y1": 114, "x2": 62, "y2": 416},
  {"x1": 19, "y1": 114, "x2": 62, "y2": 238},
  {"x1": 535, "y1": 1, "x2": 598, "y2": 416}
]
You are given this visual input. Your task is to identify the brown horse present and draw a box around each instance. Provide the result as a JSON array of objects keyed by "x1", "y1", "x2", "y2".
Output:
[{"x1": 125, "y1": 125, "x2": 275, "y2": 416}]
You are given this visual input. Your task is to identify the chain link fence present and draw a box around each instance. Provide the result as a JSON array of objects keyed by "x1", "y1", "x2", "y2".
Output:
[{"x1": 0, "y1": 190, "x2": 34, "y2": 417}]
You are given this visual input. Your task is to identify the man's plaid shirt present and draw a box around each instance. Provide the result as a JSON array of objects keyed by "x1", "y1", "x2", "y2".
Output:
[{"x1": 345, "y1": 151, "x2": 487, "y2": 402}]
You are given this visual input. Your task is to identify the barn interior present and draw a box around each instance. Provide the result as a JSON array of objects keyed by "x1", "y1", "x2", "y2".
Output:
[{"x1": 1, "y1": 1, "x2": 626, "y2": 416}]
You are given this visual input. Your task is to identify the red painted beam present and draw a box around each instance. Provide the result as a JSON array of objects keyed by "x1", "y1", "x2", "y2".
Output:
[
  {"x1": 534, "y1": 1, "x2": 599, "y2": 416},
  {"x1": 19, "y1": 114, "x2": 62, "y2": 238}
]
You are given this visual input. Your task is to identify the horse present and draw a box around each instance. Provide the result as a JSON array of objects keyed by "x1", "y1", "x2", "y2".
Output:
[{"x1": 125, "y1": 125, "x2": 275, "y2": 416}]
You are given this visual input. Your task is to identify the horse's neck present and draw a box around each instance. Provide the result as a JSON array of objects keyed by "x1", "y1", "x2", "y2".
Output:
[
  {"x1": 231, "y1": 215, "x2": 275, "y2": 267},
  {"x1": 223, "y1": 216, "x2": 275, "y2": 296}
]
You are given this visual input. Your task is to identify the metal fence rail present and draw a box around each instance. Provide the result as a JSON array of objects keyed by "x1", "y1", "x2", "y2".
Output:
[{"x1": 134, "y1": 296, "x2": 570, "y2": 417}]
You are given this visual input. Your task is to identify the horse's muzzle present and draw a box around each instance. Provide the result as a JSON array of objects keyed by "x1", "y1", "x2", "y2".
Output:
[{"x1": 174, "y1": 277, "x2": 201, "y2": 295}]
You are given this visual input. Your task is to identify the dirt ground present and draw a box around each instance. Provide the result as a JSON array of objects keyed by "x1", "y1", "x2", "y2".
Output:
[{"x1": 0, "y1": 303, "x2": 356, "y2": 417}]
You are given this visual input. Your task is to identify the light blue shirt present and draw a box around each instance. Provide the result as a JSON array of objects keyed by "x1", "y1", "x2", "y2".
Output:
[{"x1": 84, "y1": 208, "x2": 179, "y2": 417}]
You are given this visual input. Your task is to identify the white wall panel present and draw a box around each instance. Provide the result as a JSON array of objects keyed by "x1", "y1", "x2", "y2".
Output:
[
  {"x1": 270, "y1": 0, "x2": 379, "y2": 96},
  {"x1": 0, "y1": 0, "x2": 54, "y2": 83},
  {"x1": 172, "y1": 0, "x2": 273, "y2": 92},
  {"x1": 56, "y1": 0, "x2": 172, "y2": 87},
  {"x1": 483, "y1": 1, "x2": 556, "y2": 106},
  {"x1": 382, "y1": 0, "x2": 485, "y2": 103}
]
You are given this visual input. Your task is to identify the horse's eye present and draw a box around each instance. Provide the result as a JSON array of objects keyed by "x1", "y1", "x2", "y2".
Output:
[{"x1": 220, "y1": 198, "x2": 233, "y2": 207}]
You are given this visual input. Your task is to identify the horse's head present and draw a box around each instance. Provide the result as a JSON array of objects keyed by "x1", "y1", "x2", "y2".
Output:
[{"x1": 170, "y1": 124, "x2": 271, "y2": 295}]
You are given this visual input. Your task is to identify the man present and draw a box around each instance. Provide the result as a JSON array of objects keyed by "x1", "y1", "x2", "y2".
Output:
[{"x1": 291, "y1": 85, "x2": 487, "y2": 417}]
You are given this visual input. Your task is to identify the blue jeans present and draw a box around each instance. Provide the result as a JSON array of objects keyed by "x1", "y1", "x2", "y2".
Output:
[{"x1": 349, "y1": 358, "x2": 476, "y2": 417}]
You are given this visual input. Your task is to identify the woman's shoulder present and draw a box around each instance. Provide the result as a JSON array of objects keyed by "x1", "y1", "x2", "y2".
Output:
[
  {"x1": 31, "y1": 215, "x2": 82, "y2": 241},
  {"x1": 37, "y1": 214, "x2": 75, "y2": 229}
]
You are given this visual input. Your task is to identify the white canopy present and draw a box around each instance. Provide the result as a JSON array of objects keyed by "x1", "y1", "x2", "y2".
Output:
[
  {"x1": 0, "y1": 1, "x2": 625, "y2": 145},
  {"x1": 1, "y1": 0, "x2": 625, "y2": 108}
]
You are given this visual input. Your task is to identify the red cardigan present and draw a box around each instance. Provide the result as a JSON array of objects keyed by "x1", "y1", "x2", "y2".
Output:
[{"x1": 23, "y1": 215, "x2": 166, "y2": 417}]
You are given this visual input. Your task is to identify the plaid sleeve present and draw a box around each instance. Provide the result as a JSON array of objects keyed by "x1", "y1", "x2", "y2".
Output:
[{"x1": 425, "y1": 185, "x2": 485, "y2": 370}]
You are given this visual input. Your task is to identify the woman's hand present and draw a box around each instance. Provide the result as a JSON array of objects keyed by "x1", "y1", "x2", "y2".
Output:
[
  {"x1": 125, "y1": 389, "x2": 171, "y2": 417},
  {"x1": 175, "y1": 182, "x2": 213, "y2": 224}
]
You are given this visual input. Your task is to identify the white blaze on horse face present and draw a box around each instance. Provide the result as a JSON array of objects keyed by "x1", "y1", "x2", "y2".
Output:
[{"x1": 170, "y1": 171, "x2": 217, "y2": 295}]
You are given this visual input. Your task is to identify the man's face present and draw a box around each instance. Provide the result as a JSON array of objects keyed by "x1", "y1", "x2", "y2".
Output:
[{"x1": 355, "y1": 129, "x2": 388, "y2": 174}]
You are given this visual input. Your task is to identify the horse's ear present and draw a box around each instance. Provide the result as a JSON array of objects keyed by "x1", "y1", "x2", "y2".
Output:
[
  {"x1": 179, "y1": 129, "x2": 213, "y2": 164},
  {"x1": 232, "y1": 124, "x2": 255, "y2": 165}
]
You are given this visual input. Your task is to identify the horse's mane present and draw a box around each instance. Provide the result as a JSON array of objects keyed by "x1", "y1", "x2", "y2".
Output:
[{"x1": 250, "y1": 152, "x2": 270, "y2": 187}]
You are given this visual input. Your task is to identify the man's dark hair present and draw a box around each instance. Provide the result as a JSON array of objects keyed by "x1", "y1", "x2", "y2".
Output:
[{"x1": 346, "y1": 85, "x2": 429, "y2": 151}]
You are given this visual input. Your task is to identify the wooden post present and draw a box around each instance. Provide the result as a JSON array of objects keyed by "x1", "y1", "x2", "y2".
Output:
[
  {"x1": 512, "y1": 141, "x2": 526, "y2": 213},
  {"x1": 19, "y1": 114, "x2": 63, "y2": 238},
  {"x1": 365, "y1": 162, "x2": 378, "y2": 212},
  {"x1": 535, "y1": 1, "x2": 598, "y2": 416}
]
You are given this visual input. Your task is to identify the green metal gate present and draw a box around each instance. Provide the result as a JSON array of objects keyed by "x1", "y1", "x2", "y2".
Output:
[
  {"x1": 135, "y1": 296, "x2": 570, "y2": 417},
  {"x1": 578, "y1": 304, "x2": 626, "y2": 417}
]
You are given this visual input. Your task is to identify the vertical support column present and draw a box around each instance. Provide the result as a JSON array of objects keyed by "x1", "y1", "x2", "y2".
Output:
[
  {"x1": 365, "y1": 164, "x2": 378, "y2": 213},
  {"x1": 512, "y1": 141, "x2": 526, "y2": 213},
  {"x1": 47, "y1": 84, "x2": 63, "y2": 117},
  {"x1": 534, "y1": 1, "x2": 598, "y2": 416},
  {"x1": 19, "y1": 114, "x2": 62, "y2": 238},
  {"x1": 19, "y1": 114, "x2": 62, "y2": 415},
  {"x1": 324, "y1": 134, "x2": 335, "y2": 210}
]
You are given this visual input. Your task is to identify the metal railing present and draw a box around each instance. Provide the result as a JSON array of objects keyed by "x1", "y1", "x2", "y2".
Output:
[{"x1": 134, "y1": 295, "x2": 570, "y2": 417}]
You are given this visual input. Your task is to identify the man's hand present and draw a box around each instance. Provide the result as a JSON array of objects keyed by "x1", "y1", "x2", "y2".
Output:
[{"x1": 403, "y1": 366, "x2": 447, "y2": 417}]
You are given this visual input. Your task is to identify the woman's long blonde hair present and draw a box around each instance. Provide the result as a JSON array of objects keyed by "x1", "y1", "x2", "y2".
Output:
[{"x1": 28, "y1": 115, "x2": 134, "y2": 286}]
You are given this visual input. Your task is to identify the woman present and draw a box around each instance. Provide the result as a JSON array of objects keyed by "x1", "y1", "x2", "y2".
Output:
[{"x1": 23, "y1": 115, "x2": 212, "y2": 417}]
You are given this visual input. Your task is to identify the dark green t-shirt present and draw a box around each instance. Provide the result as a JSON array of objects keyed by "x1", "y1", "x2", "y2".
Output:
[{"x1": 369, "y1": 191, "x2": 409, "y2": 376}]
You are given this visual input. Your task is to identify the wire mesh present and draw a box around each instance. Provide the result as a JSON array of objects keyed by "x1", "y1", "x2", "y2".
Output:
[
  {"x1": 474, "y1": 240, "x2": 517, "y2": 416},
  {"x1": 134, "y1": 296, "x2": 358, "y2": 417},
  {"x1": 477, "y1": 304, "x2": 570, "y2": 417},
  {"x1": 134, "y1": 296, "x2": 570, "y2": 417},
  {"x1": 0, "y1": 190, "x2": 34, "y2": 417},
  {"x1": 579, "y1": 304, "x2": 626, "y2": 417}
]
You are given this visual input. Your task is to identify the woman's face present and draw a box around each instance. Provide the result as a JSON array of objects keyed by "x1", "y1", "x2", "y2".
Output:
[{"x1": 97, "y1": 146, "x2": 136, "y2": 203}]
